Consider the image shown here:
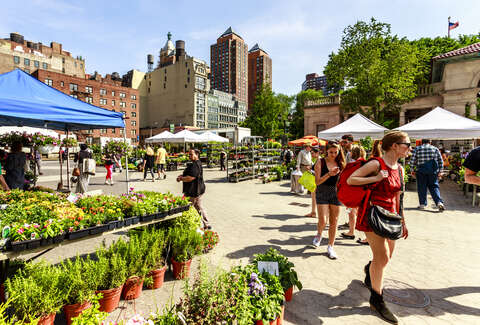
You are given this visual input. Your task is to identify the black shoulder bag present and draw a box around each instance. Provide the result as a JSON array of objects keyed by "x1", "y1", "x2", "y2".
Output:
[
  {"x1": 196, "y1": 161, "x2": 206, "y2": 196},
  {"x1": 367, "y1": 167, "x2": 404, "y2": 240}
]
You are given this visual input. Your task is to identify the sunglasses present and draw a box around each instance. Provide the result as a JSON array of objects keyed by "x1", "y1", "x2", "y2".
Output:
[
  {"x1": 328, "y1": 141, "x2": 339, "y2": 145},
  {"x1": 396, "y1": 142, "x2": 411, "y2": 147}
]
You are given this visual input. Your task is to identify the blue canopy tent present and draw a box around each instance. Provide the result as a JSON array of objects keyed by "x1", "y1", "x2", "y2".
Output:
[{"x1": 0, "y1": 69, "x2": 129, "y2": 191}]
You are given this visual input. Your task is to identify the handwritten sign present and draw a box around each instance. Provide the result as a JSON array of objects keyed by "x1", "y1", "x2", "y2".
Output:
[
  {"x1": 66, "y1": 194, "x2": 77, "y2": 203},
  {"x1": 257, "y1": 261, "x2": 279, "y2": 276}
]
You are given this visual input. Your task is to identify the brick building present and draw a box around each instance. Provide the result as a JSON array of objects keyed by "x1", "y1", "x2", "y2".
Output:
[
  {"x1": 301, "y1": 73, "x2": 341, "y2": 96},
  {"x1": 0, "y1": 33, "x2": 85, "y2": 77},
  {"x1": 210, "y1": 27, "x2": 248, "y2": 105},
  {"x1": 32, "y1": 69, "x2": 139, "y2": 145},
  {"x1": 248, "y1": 43, "x2": 272, "y2": 112}
]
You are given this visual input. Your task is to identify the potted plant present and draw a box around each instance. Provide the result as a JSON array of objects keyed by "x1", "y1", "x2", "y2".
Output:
[
  {"x1": 253, "y1": 248, "x2": 302, "y2": 302},
  {"x1": 58, "y1": 258, "x2": 95, "y2": 325},
  {"x1": 70, "y1": 294, "x2": 108, "y2": 325},
  {"x1": 89, "y1": 248, "x2": 127, "y2": 313},
  {"x1": 169, "y1": 226, "x2": 202, "y2": 279},
  {"x1": 5, "y1": 262, "x2": 64, "y2": 325},
  {"x1": 201, "y1": 229, "x2": 219, "y2": 253},
  {"x1": 142, "y1": 229, "x2": 168, "y2": 289}
]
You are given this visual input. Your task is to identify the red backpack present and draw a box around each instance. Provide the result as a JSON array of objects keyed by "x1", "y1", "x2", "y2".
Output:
[{"x1": 336, "y1": 157, "x2": 386, "y2": 208}]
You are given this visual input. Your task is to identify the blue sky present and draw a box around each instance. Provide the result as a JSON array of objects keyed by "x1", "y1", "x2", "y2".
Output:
[{"x1": 1, "y1": 0, "x2": 479, "y2": 95}]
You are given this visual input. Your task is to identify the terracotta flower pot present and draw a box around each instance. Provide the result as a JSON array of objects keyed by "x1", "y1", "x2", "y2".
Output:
[
  {"x1": 37, "y1": 313, "x2": 56, "y2": 325},
  {"x1": 0, "y1": 283, "x2": 5, "y2": 303},
  {"x1": 63, "y1": 301, "x2": 91, "y2": 325},
  {"x1": 121, "y1": 276, "x2": 144, "y2": 300},
  {"x1": 148, "y1": 265, "x2": 167, "y2": 289},
  {"x1": 277, "y1": 305, "x2": 285, "y2": 325},
  {"x1": 255, "y1": 319, "x2": 278, "y2": 325},
  {"x1": 284, "y1": 286, "x2": 293, "y2": 302},
  {"x1": 96, "y1": 285, "x2": 123, "y2": 313},
  {"x1": 171, "y1": 258, "x2": 192, "y2": 279}
]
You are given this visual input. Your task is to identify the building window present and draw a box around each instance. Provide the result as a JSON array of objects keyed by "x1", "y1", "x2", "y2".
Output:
[
  {"x1": 34, "y1": 60, "x2": 39, "y2": 68},
  {"x1": 62, "y1": 58, "x2": 65, "y2": 64},
  {"x1": 100, "y1": 128, "x2": 107, "y2": 134},
  {"x1": 131, "y1": 120, "x2": 136, "y2": 126},
  {"x1": 13, "y1": 56, "x2": 19, "y2": 64},
  {"x1": 119, "y1": 92, "x2": 126, "y2": 98},
  {"x1": 112, "y1": 91, "x2": 115, "y2": 96},
  {"x1": 131, "y1": 94, "x2": 136, "y2": 100},
  {"x1": 131, "y1": 112, "x2": 136, "y2": 117},
  {"x1": 163, "y1": 83, "x2": 166, "y2": 89},
  {"x1": 42, "y1": 62, "x2": 48, "y2": 69},
  {"x1": 131, "y1": 129, "x2": 136, "y2": 136},
  {"x1": 70, "y1": 94, "x2": 78, "y2": 99},
  {"x1": 120, "y1": 129, "x2": 124, "y2": 135},
  {"x1": 85, "y1": 86, "x2": 93, "y2": 94},
  {"x1": 100, "y1": 88, "x2": 107, "y2": 95},
  {"x1": 62, "y1": 68, "x2": 65, "y2": 73},
  {"x1": 111, "y1": 129, "x2": 116, "y2": 134},
  {"x1": 120, "y1": 102, "x2": 126, "y2": 108},
  {"x1": 99, "y1": 98, "x2": 107, "y2": 105},
  {"x1": 24, "y1": 58, "x2": 30, "y2": 66},
  {"x1": 44, "y1": 79, "x2": 53, "y2": 86},
  {"x1": 69, "y1": 83, "x2": 78, "y2": 91},
  {"x1": 112, "y1": 100, "x2": 115, "y2": 106},
  {"x1": 131, "y1": 103, "x2": 136, "y2": 109},
  {"x1": 85, "y1": 96, "x2": 93, "y2": 104},
  {"x1": 60, "y1": 81, "x2": 64, "y2": 87}
]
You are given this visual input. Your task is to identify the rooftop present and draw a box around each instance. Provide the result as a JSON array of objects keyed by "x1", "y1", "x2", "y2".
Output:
[
  {"x1": 248, "y1": 43, "x2": 268, "y2": 54},
  {"x1": 219, "y1": 27, "x2": 243, "y2": 40},
  {"x1": 433, "y1": 42, "x2": 480, "y2": 60}
]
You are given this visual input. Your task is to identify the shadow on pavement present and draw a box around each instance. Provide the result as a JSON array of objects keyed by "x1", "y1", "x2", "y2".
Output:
[
  {"x1": 205, "y1": 177, "x2": 228, "y2": 184},
  {"x1": 259, "y1": 191, "x2": 296, "y2": 197},
  {"x1": 259, "y1": 223, "x2": 316, "y2": 232},
  {"x1": 253, "y1": 214, "x2": 309, "y2": 221}
]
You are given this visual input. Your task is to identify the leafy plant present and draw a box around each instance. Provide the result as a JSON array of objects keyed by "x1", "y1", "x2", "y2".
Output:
[
  {"x1": 253, "y1": 248, "x2": 302, "y2": 291},
  {"x1": 108, "y1": 236, "x2": 149, "y2": 279},
  {"x1": 201, "y1": 230, "x2": 219, "y2": 253},
  {"x1": 90, "y1": 248, "x2": 127, "y2": 290},
  {"x1": 70, "y1": 294, "x2": 108, "y2": 325},
  {"x1": 169, "y1": 226, "x2": 202, "y2": 262},
  {"x1": 57, "y1": 257, "x2": 96, "y2": 305}
]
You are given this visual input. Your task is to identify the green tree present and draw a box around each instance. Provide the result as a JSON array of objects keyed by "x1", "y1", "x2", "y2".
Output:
[
  {"x1": 324, "y1": 18, "x2": 423, "y2": 127},
  {"x1": 241, "y1": 85, "x2": 292, "y2": 138},
  {"x1": 289, "y1": 89, "x2": 324, "y2": 139}
]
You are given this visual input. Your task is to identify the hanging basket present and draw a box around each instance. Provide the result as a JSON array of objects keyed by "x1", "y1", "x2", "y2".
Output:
[{"x1": 38, "y1": 145, "x2": 59, "y2": 154}]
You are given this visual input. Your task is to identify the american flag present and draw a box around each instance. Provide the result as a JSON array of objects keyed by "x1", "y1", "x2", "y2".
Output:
[{"x1": 449, "y1": 21, "x2": 459, "y2": 30}]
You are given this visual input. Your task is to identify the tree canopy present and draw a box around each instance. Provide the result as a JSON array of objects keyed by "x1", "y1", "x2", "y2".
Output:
[{"x1": 289, "y1": 89, "x2": 324, "y2": 139}]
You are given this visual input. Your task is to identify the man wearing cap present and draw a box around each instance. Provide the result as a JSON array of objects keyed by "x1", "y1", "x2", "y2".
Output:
[{"x1": 297, "y1": 141, "x2": 316, "y2": 217}]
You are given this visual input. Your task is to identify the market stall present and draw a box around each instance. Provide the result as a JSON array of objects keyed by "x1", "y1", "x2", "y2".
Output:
[
  {"x1": 144, "y1": 130, "x2": 174, "y2": 143},
  {"x1": 288, "y1": 135, "x2": 327, "y2": 146},
  {"x1": 318, "y1": 113, "x2": 389, "y2": 140}
]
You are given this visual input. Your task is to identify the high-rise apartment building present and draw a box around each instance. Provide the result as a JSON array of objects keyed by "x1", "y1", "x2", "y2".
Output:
[
  {"x1": 301, "y1": 73, "x2": 341, "y2": 95},
  {"x1": 0, "y1": 33, "x2": 85, "y2": 77},
  {"x1": 210, "y1": 27, "x2": 248, "y2": 104},
  {"x1": 248, "y1": 43, "x2": 272, "y2": 112},
  {"x1": 207, "y1": 90, "x2": 247, "y2": 129}
]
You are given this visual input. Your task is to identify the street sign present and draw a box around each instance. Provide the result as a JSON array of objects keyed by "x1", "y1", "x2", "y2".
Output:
[{"x1": 170, "y1": 124, "x2": 175, "y2": 133}]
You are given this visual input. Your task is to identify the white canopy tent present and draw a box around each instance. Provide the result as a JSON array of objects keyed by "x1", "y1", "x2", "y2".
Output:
[
  {"x1": 166, "y1": 129, "x2": 203, "y2": 143},
  {"x1": 0, "y1": 126, "x2": 59, "y2": 137},
  {"x1": 318, "y1": 113, "x2": 389, "y2": 140},
  {"x1": 394, "y1": 106, "x2": 480, "y2": 139},
  {"x1": 198, "y1": 131, "x2": 229, "y2": 143},
  {"x1": 145, "y1": 130, "x2": 174, "y2": 143}
]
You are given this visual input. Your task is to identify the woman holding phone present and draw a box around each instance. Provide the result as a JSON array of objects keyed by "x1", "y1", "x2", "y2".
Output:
[{"x1": 313, "y1": 141, "x2": 346, "y2": 259}]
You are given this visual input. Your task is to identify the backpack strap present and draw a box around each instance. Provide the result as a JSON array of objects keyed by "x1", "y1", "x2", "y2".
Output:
[{"x1": 358, "y1": 157, "x2": 386, "y2": 217}]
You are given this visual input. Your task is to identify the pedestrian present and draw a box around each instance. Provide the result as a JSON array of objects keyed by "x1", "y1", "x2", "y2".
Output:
[
  {"x1": 143, "y1": 146, "x2": 155, "y2": 182},
  {"x1": 177, "y1": 148, "x2": 210, "y2": 229},
  {"x1": 347, "y1": 131, "x2": 410, "y2": 324},
  {"x1": 4, "y1": 141, "x2": 26, "y2": 190},
  {"x1": 410, "y1": 139, "x2": 445, "y2": 211},
  {"x1": 74, "y1": 143, "x2": 92, "y2": 194},
  {"x1": 34, "y1": 149, "x2": 43, "y2": 175},
  {"x1": 219, "y1": 149, "x2": 226, "y2": 171},
  {"x1": 313, "y1": 141, "x2": 345, "y2": 259},
  {"x1": 340, "y1": 134, "x2": 355, "y2": 163},
  {"x1": 284, "y1": 147, "x2": 293, "y2": 165},
  {"x1": 113, "y1": 153, "x2": 122, "y2": 173},
  {"x1": 0, "y1": 157, "x2": 9, "y2": 191},
  {"x1": 104, "y1": 154, "x2": 114, "y2": 185},
  {"x1": 341, "y1": 145, "x2": 366, "y2": 241},
  {"x1": 155, "y1": 144, "x2": 167, "y2": 179},
  {"x1": 371, "y1": 140, "x2": 383, "y2": 158},
  {"x1": 463, "y1": 145, "x2": 480, "y2": 185},
  {"x1": 296, "y1": 142, "x2": 316, "y2": 217}
]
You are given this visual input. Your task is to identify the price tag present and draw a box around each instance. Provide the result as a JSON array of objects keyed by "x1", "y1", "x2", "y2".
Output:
[
  {"x1": 257, "y1": 261, "x2": 279, "y2": 276},
  {"x1": 0, "y1": 204, "x2": 8, "y2": 210},
  {"x1": 2, "y1": 226, "x2": 10, "y2": 239},
  {"x1": 67, "y1": 193, "x2": 77, "y2": 203}
]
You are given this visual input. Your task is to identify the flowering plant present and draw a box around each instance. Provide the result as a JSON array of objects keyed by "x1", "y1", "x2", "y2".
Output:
[
  {"x1": 202, "y1": 230, "x2": 219, "y2": 253},
  {"x1": 32, "y1": 133, "x2": 59, "y2": 146},
  {"x1": 0, "y1": 131, "x2": 32, "y2": 146},
  {"x1": 75, "y1": 195, "x2": 124, "y2": 224},
  {"x1": 104, "y1": 140, "x2": 131, "y2": 155},
  {"x1": 61, "y1": 137, "x2": 78, "y2": 147}
]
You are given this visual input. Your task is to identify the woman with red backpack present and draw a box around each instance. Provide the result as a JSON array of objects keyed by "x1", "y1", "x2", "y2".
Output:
[
  {"x1": 347, "y1": 131, "x2": 410, "y2": 324},
  {"x1": 312, "y1": 141, "x2": 346, "y2": 259}
]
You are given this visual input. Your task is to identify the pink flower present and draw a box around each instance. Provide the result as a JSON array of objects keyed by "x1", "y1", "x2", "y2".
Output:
[{"x1": 17, "y1": 228, "x2": 24, "y2": 234}]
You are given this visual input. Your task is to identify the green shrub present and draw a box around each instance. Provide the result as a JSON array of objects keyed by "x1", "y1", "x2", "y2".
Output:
[
  {"x1": 58, "y1": 257, "x2": 96, "y2": 305},
  {"x1": 253, "y1": 248, "x2": 302, "y2": 291},
  {"x1": 89, "y1": 248, "x2": 127, "y2": 290},
  {"x1": 169, "y1": 227, "x2": 202, "y2": 262}
]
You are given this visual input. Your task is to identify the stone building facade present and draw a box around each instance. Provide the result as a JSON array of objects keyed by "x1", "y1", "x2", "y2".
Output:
[
  {"x1": 0, "y1": 33, "x2": 85, "y2": 77},
  {"x1": 401, "y1": 43, "x2": 480, "y2": 124},
  {"x1": 32, "y1": 69, "x2": 139, "y2": 145},
  {"x1": 303, "y1": 96, "x2": 342, "y2": 136}
]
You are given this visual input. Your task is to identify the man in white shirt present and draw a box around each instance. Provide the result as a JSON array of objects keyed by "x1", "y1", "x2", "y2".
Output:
[{"x1": 296, "y1": 142, "x2": 316, "y2": 217}]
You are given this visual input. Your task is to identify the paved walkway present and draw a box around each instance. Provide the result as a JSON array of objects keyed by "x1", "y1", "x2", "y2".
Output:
[{"x1": 31, "y1": 166, "x2": 480, "y2": 324}]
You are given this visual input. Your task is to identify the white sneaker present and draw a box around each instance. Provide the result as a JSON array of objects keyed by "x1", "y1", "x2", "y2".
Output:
[
  {"x1": 327, "y1": 245, "x2": 337, "y2": 259},
  {"x1": 313, "y1": 235, "x2": 322, "y2": 248},
  {"x1": 418, "y1": 205, "x2": 426, "y2": 210},
  {"x1": 437, "y1": 203, "x2": 445, "y2": 211}
]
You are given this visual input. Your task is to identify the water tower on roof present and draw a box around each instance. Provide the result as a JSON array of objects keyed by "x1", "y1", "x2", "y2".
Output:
[{"x1": 147, "y1": 54, "x2": 154, "y2": 72}]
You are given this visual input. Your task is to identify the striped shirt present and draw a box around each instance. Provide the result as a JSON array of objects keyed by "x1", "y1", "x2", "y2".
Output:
[{"x1": 410, "y1": 144, "x2": 443, "y2": 171}]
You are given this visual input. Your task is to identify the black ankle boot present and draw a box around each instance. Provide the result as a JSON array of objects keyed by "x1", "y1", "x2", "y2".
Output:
[
  {"x1": 369, "y1": 289, "x2": 398, "y2": 324},
  {"x1": 364, "y1": 261, "x2": 371, "y2": 288}
]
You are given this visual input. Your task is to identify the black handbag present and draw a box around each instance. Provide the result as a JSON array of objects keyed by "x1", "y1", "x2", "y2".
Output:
[{"x1": 366, "y1": 167, "x2": 404, "y2": 240}]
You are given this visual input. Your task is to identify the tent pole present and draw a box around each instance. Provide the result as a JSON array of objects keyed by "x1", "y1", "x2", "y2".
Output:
[
  {"x1": 123, "y1": 128, "x2": 130, "y2": 194},
  {"x1": 58, "y1": 133, "x2": 63, "y2": 190},
  {"x1": 66, "y1": 129, "x2": 70, "y2": 190}
]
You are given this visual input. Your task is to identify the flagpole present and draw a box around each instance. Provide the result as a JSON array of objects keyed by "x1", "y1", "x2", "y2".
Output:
[{"x1": 448, "y1": 16, "x2": 450, "y2": 38}]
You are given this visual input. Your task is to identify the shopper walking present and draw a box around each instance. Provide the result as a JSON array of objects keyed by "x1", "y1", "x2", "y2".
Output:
[
  {"x1": 104, "y1": 154, "x2": 114, "y2": 185},
  {"x1": 219, "y1": 149, "x2": 226, "y2": 171},
  {"x1": 74, "y1": 144, "x2": 92, "y2": 194},
  {"x1": 347, "y1": 131, "x2": 410, "y2": 324},
  {"x1": 340, "y1": 134, "x2": 355, "y2": 163},
  {"x1": 297, "y1": 142, "x2": 316, "y2": 217},
  {"x1": 313, "y1": 141, "x2": 345, "y2": 259},
  {"x1": 410, "y1": 139, "x2": 445, "y2": 211},
  {"x1": 143, "y1": 146, "x2": 155, "y2": 182},
  {"x1": 177, "y1": 149, "x2": 210, "y2": 229},
  {"x1": 33, "y1": 149, "x2": 43, "y2": 175},
  {"x1": 463, "y1": 145, "x2": 480, "y2": 185},
  {"x1": 155, "y1": 144, "x2": 167, "y2": 180},
  {"x1": 4, "y1": 141, "x2": 26, "y2": 190}
]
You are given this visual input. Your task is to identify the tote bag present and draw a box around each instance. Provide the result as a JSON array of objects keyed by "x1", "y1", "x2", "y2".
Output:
[{"x1": 298, "y1": 171, "x2": 316, "y2": 192}]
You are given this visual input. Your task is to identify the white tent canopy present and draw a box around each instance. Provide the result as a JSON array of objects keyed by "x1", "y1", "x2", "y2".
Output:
[
  {"x1": 318, "y1": 113, "x2": 389, "y2": 140},
  {"x1": 0, "y1": 126, "x2": 59, "y2": 137},
  {"x1": 394, "y1": 106, "x2": 480, "y2": 139},
  {"x1": 166, "y1": 129, "x2": 203, "y2": 143},
  {"x1": 145, "y1": 130, "x2": 174, "y2": 143},
  {"x1": 198, "y1": 131, "x2": 229, "y2": 143}
]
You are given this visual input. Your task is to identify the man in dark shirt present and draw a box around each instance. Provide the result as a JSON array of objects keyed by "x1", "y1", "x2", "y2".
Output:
[
  {"x1": 177, "y1": 149, "x2": 210, "y2": 229},
  {"x1": 463, "y1": 146, "x2": 480, "y2": 185}
]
